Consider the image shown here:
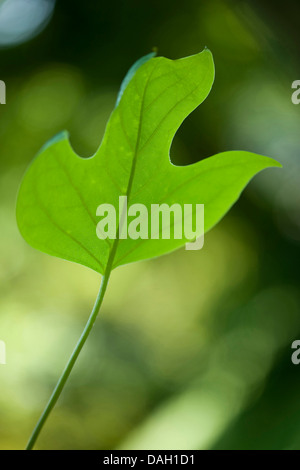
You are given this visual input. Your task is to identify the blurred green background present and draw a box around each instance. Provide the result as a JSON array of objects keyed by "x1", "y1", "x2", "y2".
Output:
[{"x1": 0, "y1": 0, "x2": 300, "y2": 450}]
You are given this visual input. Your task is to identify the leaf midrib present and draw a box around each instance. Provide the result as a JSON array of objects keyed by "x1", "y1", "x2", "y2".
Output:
[{"x1": 103, "y1": 60, "x2": 160, "y2": 273}]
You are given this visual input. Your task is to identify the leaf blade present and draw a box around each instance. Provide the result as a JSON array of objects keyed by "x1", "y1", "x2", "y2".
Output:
[{"x1": 16, "y1": 50, "x2": 281, "y2": 274}]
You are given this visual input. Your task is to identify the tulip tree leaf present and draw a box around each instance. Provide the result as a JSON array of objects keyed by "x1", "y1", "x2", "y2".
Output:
[{"x1": 16, "y1": 50, "x2": 281, "y2": 275}]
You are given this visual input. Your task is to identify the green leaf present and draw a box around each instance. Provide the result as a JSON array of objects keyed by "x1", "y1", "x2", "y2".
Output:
[{"x1": 16, "y1": 50, "x2": 281, "y2": 275}]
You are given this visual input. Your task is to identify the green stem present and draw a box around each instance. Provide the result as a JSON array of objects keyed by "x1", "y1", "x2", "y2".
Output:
[
  {"x1": 25, "y1": 270, "x2": 111, "y2": 450},
  {"x1": 26, "y1": 102, "x2": 134, "y2": 449}
]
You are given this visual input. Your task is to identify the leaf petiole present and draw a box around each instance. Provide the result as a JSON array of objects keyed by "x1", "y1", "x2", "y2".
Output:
[{"x1": 25, "y1": 269, "x2": 111, "y2": 450}]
